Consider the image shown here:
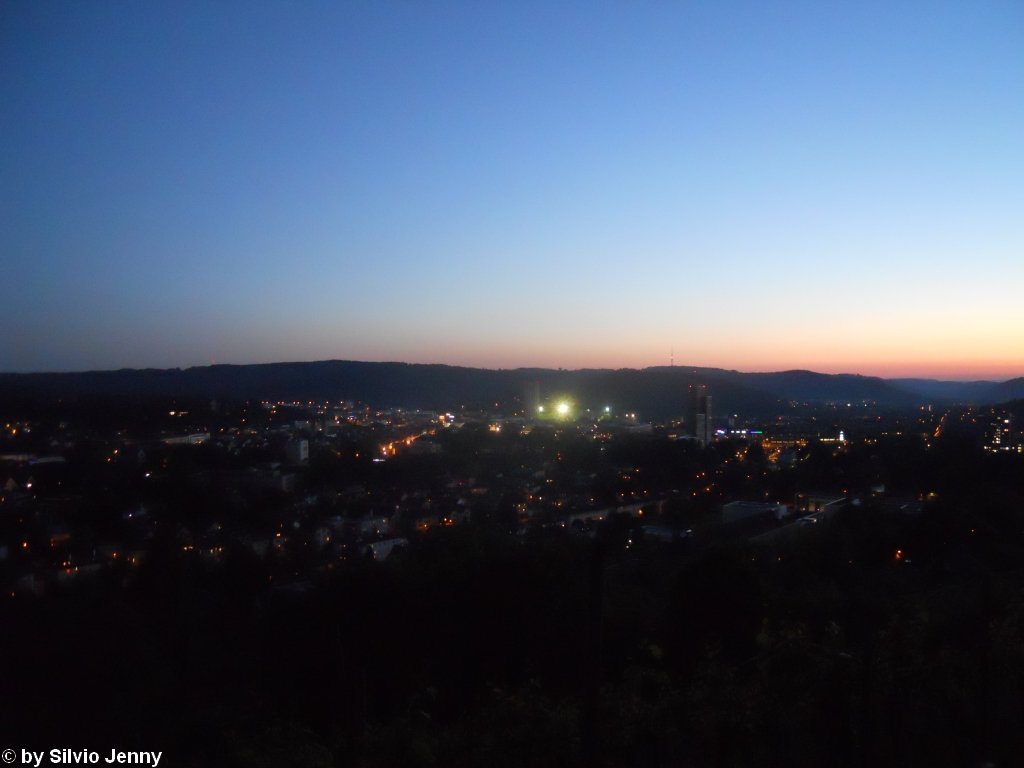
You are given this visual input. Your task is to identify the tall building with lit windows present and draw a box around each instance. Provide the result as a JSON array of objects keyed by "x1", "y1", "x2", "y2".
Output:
[
  {"x1": 985, "y1": 412, "x2": 1013, "y2": 453},
  {"x1": 689, "y1": 384, "x2": 713, "y2": 447}
]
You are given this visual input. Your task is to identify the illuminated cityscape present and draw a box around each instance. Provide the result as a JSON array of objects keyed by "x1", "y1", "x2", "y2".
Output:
[{"x1": 2, "y1": 363, "x2": 1024, "y2": 763}]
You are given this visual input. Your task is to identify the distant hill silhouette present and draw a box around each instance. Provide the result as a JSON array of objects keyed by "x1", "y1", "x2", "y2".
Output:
[
  {"x1": 1, "y1": 360, "x2": 1021, "y2": 418},
  {"x1": 889, "y1": 377, "x2": 1024, "y2": 404}
]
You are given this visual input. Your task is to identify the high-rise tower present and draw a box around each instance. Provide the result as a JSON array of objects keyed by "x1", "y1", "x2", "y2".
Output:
[
  {"x1": 689, "y1": 384, "x2": 713, "y2": 446},
  {"x1": 524, "y1": 379, "x2": 541, "y2": 415}
]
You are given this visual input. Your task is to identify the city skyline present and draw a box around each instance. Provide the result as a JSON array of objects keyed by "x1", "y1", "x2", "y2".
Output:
[{"x1": 3, "y1": 2, "x2": 1022, "y2": 379}]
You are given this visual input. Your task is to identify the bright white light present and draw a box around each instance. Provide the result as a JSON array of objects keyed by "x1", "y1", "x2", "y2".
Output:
[
  {"x1": 604, "y1": 406, "x2": 610, "y2": 413},
  {"x1": 557, "y1": 402, "x2": 570, "y2": 416},
  {"x1": 538, "y1": 405, "x2": 545, "y2": 413}
]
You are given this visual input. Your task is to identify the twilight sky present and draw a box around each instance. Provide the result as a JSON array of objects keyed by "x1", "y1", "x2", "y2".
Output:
[{"x1": 2, "y1": 1, "x2": 1022, "y2": 379}]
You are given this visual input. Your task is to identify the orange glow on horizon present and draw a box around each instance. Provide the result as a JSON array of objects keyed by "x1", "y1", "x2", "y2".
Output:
[
  {"x1": 185, "y1": 330, "x2": 1024, "y2": 382},
  {"x1": 325, "y1": 349, "x2": 1024, "y2": 381}
]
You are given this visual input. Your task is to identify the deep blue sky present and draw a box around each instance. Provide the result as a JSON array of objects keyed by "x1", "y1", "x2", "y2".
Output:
[{"x1": 3, "y1": 1, "x2": 1022, "y2": 378}]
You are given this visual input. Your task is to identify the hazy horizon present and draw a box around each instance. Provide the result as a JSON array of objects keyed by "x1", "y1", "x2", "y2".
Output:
[{"x1": 2, "y1": 354, "x2": 1020, "y2": 384}]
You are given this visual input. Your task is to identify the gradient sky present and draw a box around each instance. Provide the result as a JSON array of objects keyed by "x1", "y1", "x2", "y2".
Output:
[{"x1": 2, "y1": 1, "x2": 1022, "y2": 379}]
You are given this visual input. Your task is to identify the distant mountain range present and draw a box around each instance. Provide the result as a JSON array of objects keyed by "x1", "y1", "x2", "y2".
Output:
[{"x1": 1, "y1": 361, "x2": 1022, "y2": 418}]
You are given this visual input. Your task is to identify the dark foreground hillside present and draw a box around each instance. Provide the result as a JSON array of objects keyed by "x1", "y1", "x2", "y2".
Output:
[{"x1": 3, "y1": 447, "x2": 1024, "y2": 767}]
